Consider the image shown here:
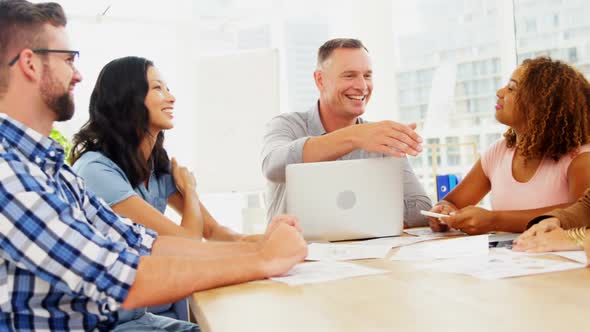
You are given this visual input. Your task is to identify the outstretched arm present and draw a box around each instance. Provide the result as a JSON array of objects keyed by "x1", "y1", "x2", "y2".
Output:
[
  {"x1": 121, "y1": 223, "x2": 307, "y2": 309},
  {"x1": 261, "y1": 115, "x2": 422, "y2": 183},
  {"x1": 427, "y1": 159, "x2": 491, "y2": 232},
  {"x1": 441, "y1": 153, "x2": 590, "y2": 234}
]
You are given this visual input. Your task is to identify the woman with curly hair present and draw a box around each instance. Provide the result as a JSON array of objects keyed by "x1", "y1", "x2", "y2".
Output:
[{"x1": 427, "y1": 57, "x2": 590, "y2": 235}]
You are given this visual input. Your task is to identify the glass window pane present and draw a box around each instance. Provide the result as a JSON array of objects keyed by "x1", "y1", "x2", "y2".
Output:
[
  {"x1": 393, "y1": 0, "x2": 511, "y2": 201},
  {"x1": 514, "y1": 0, "x2": 590, "y2": 78}
]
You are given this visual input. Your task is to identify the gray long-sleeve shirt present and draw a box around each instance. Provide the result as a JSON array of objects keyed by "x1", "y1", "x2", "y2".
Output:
[{"x1": 261, "y1": 102, "x2": 432, "y2": 227}]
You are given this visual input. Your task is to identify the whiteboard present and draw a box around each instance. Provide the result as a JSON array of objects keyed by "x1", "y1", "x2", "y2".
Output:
[{"x1": 193, "y1": 49, "x2": 280, "y2": 193}]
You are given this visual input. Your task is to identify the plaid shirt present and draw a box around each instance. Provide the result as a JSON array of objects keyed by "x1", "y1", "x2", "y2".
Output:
[{"x1": 0, "y1": 114, "x2": 157, "y2": 331}]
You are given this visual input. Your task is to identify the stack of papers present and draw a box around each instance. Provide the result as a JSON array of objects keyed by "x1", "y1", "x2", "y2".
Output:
[
  {"x1": 270, "y1": 261, "x2": 389, "y2": 286},
  {"x1": 305, "y1": 243, "x2": 391, "y2": 261}
]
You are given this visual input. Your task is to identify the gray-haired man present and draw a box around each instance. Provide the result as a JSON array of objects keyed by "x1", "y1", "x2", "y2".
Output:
[{"x1": 262, "y1": 38, "x2": 432, "y2": 227}]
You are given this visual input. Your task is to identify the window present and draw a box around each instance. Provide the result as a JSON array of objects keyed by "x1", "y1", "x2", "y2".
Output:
[
  {"x1": 63, "y1": 0, "x2": 590, "y2": 229},
  {"x1": 427, "y1": 138, "x2": 441, "y2": 167},
  {"x1": 525, "y1": 18, "x2": 537, "y2": 33},
  {"x1": 446, "y1": 136, "x2": 461, "y2": 166},
  {"x1": 568, "y1": 47, "x2": 578, "y2": 63}
]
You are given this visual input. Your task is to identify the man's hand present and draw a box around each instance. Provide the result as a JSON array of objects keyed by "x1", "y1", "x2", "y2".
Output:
[
  {"x1": 444, "y1": 206, "x2": 495, "y2": 235},
  {"x1": 265, "y1": 214, "x2": 302, "y2": 238},
  {"x1": 240, "y1": 214, "x2": 302, "y2": 243},
  {"x1": 351, "y1": 121, "x2": 422, "y2": 157},
  {"x1": 259, "y1": 223, "x2": 308, "y2": 277}
]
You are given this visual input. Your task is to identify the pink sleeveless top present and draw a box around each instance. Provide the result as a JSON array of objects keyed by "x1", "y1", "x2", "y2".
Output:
[{"x1": 481, "y1": 139, "x2": 590, "y2": 210}]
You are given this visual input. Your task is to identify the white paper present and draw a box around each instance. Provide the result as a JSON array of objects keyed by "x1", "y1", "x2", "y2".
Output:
[
  {"x1": 306, "y1": 243, "x2": 391, "y2": 261},
  {"x1": 553, "y1": 251, "x2": 588, "y2": 265},
  {"x1": 404, "y1": 228, "x2": 465, "y2": 238},
  {"x1": 472, "y1": 255, "x2": 584, "y2": 280},
  {"x1": 415, "y1": 248, "x2": 586, "y2": 279},
  {"x1": 414, "y1": 256, "x2": 491, "y2": 274},
  {"x1": 270, "y1": 261, "x2": 389, "y2": 286},
  {"x1": 392, "y1": 235, "x2": 489, "y2": 261},
  {"x1": 351, "y1": 236, "x2": 433, "y2": 248},
  {"x1": 495, "y1": 248, "x2": 588, "y2": 265}
]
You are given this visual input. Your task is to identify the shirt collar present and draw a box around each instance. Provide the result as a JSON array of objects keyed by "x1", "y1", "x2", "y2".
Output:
[
  {"x1": 0, "y1": 113, "x2": 65, "y2": 165},
  {"x1": 307, "y1": 100, "x2": 365, "y2": 136},
  {"x1": 308, "y1": 100, "x2": 327, "y2": 136}
]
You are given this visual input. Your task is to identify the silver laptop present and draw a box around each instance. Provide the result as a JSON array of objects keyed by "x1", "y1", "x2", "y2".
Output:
[{"x1": 286, "y1": 157, "x2": 403, "y2": 242}]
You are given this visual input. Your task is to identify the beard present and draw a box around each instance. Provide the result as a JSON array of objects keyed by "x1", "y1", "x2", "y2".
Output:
[{"x1": 40, "y1": 64, "x2": 75, "y2": 122}]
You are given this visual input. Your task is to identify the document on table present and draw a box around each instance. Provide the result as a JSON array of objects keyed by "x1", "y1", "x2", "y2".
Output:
[
  {"x1": 493, "y1": 248, "x2": 588, "y2": 265},
  {"x1": 404, "y1": 228, "x2": 465, "y2": 238},
  {"x1": 553, "y1": 251, "x2": 588, "y2": 265},
  {"x1": 270, "y1": 261, "x2": 389, "y2": 286},
  {"x1": 415, "y1": 248, "x2": 586, "y2": 279},
  {"x1": 471, "y1": 251, "x2": 585, "y2": 279},
  {"x1": 391, "y1": 235, "x2": 489, "y2": 261},
  {"x1": 306, "y1": 243, "x2": 391, "y2": 261},
  {"x1": 351, "y1": 236, "x2": 432, "y2": 248}
]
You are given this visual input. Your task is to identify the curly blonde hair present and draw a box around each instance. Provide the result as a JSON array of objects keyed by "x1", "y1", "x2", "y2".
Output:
[{"x1": 504, "y1": 57, "x2": 590, "y2": 161}]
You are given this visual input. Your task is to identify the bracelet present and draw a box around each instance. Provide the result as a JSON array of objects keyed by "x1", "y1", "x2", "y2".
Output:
[{"x1": 566, "y1": 227, "x2": 589, "y2": 247}]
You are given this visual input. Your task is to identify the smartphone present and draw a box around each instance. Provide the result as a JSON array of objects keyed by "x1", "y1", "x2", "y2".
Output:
[{"x1": 420, "y1": 210, "x2": 450, "y2": 219}]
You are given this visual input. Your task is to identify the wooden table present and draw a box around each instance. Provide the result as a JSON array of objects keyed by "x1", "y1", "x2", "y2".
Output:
[{"x1": 191, "y1": 242, "x2": 590, "y2": 332}]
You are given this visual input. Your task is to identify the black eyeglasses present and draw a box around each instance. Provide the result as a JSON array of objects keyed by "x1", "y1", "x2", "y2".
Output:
[{"x1": 8, "y1": 49, "x2": 80, "y2": 66}]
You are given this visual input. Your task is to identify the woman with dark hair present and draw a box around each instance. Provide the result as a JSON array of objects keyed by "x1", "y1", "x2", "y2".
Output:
[
  {"x1": 71, "y1": 56, "x2": 269, "y2": 241},
  {"x1": 426, "y1": 57, "x2": 590, "y2": 235},
  {"x1": 70, "y1": 56, "x2": 297, "y2": 330}
]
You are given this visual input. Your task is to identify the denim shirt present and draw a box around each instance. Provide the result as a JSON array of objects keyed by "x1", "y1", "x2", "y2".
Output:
[
  {"x1": 73, "y1": 151, "x2": 178, "y2": 322},
  {"x1": 73, "y1": 151, "x2": 177, "y2": 212}
]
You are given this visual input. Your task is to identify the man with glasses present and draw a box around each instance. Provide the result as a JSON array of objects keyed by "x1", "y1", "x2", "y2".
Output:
[
  {"x1": 0, "y1": 1, "x2": 307, "y2": 331},
  {"x1": 8, "y1": 49, "x2": 80, "y2": 66}
]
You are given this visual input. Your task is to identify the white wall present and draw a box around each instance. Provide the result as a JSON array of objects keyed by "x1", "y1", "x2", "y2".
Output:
[
  {"x1": 194, "y1": 49, "x2": 280, "y2": 193},
  {"x1": 43, "y1": 0, "x2": 421, "y2": 230},
  {"x1": 52, "y1": 6, "x2": 199, "y2": 169}
]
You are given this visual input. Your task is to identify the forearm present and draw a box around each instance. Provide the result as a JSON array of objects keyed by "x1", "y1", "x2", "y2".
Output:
[
  {"x1": 493, "y1": 204, "x2": 571, "y2": 233},
  {"x1": 442, "y1": 192, "x2": 480, "y2": 210},
  {"x1": 150, "y1": 235, "x2": 258, "y2": 257},
  {"x1": 180, "y1": 192, "x2": 204, "y2": 240},
  {"x1": 207, "y1": 224, "x2": 244, "y2": 242},
  {"x1": 200, "y1": 202, "x2": 243, "y2": 242},
  {"x1": 302, "y1": 127, "x2": 357, "y2": 163},
  {"x1": 122, "y1": 252, "x2": 266, "y2": 309},
  {"x1": 546, "y1": 189, "x2": 590, "y2": 229},
  {"x1": 438, "y1": 160, "x2": 491, "y2": 209},
  {"x1": 262, "y1": 130, "x2": 356, "y2": 182},
  {"x1": 435, "y1": 199, "x2": 458, "y2": 209}
]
